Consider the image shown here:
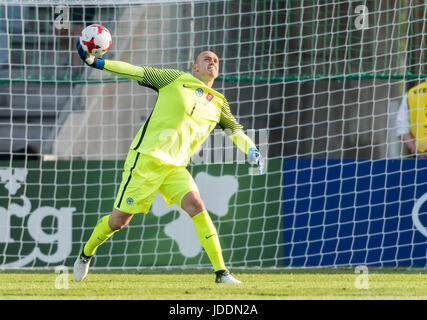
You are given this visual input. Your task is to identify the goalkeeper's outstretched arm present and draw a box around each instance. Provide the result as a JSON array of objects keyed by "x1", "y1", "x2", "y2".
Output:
[
  {"x1": 76, "y1": 38, "x2": 183, "y2": 89},
  {"x1": 220, "y1": 100, "x2": 263, "y2": 174}
]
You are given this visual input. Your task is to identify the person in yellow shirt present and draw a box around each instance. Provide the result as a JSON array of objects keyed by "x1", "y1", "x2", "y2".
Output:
[
  {"x1": 73, "y1": 39, "x2": 263, "y2": 283},
  {"x1": 396, "y1": 81, "x2": 427, "y2": 158}
]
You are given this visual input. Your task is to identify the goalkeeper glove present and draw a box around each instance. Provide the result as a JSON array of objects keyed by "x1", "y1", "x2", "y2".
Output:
[
  {"x1": 76, "y1": 39, "x2": 105, "y2": 70},
  {"x1": 247, "y1": 147, "x2": 264, "y2": 174}
]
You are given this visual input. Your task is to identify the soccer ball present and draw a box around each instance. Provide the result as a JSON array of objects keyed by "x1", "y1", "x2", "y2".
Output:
[{"x1": 79, "y1": 24, "x2": 112, "y2": 57}]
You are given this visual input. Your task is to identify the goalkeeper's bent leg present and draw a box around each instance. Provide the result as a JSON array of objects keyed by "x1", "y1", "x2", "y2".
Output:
[
  {"x1": 75, "y1": 210, "x2": 132, "y2": 282},
  {"x1": 83, "y1": 214, "x2": 117, "y2": 257},
  {"x1": 192, "y1": 210, "x2": 227, "y2": 272},
  {"x1": 83, "y1": 209, "x2": 133, "y2": 256}
]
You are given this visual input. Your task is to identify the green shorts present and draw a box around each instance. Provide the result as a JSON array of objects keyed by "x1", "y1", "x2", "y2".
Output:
[{"x1": 114, "y1": 150, "x2": 198, "y2": 214}]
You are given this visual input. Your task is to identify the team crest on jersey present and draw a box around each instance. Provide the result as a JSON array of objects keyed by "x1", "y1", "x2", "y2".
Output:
[
  {"x1": 195, "y1": 88, "x2": 204, "y2": 97},
  {"x1": 126, "y1": 197, "x2": 134, "y2": 205}
]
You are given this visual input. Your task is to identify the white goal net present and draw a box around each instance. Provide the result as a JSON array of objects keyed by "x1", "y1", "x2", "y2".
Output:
[{"x1": 0, "y1": 0, "x2": 426, "y2": 270}]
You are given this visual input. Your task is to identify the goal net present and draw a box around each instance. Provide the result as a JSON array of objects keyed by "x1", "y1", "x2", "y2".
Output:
[{"x1": 0, "y1": 0, "x2": 426, "y2": 270}]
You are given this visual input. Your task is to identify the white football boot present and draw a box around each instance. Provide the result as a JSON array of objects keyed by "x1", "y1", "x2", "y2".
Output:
[
  {"x1": 73, "y1": 251, "x2": 92, "y2": 282},
  {"x1": 215, "y1": 270, "x2": 242, "y2": 284}
]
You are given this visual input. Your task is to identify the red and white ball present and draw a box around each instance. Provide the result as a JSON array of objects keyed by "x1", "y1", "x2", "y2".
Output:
[{"x1": 79, "y1": 24, "x2": 112, "y2": 56}]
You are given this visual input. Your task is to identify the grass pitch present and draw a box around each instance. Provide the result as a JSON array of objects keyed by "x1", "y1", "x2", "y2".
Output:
[{"x1": 1, "y1": 269, "x2": 427, "y2": 300}]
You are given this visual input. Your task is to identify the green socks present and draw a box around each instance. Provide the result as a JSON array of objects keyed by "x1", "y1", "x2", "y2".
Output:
[
  {"x1": 83, "y1": 215, "x2": 117, "y2": 257},
  {"x1": 192, "y1": 210, "x2": 226, "y2": 272}
]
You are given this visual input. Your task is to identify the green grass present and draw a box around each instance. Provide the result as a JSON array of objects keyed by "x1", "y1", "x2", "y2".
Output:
[{"x1": 1, "y1": 269, "x2": 427, "y2": 300}]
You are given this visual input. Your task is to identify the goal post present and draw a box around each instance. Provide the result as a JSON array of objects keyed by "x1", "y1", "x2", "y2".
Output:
[{"x1": 0, "y1": 1, "x2": 427, "y2": 270}]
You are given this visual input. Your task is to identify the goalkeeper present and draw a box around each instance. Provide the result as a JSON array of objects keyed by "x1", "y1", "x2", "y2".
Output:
[{"x1": 73, "y1": 39, "x2": 263, "y2": 284}]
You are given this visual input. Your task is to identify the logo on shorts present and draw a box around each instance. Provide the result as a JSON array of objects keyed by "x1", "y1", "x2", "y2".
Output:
[
  {"x1": 195, "y1": 88, "x2": 204, "y2": 97},
  {"x1": 126, "y1": 197, "x2": 134, "y2": 205}
]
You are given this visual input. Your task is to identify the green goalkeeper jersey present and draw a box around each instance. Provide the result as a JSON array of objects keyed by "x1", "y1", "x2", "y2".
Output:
[{"x1": 103, "y1": 60, "x2": 245, "y2": 166}]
